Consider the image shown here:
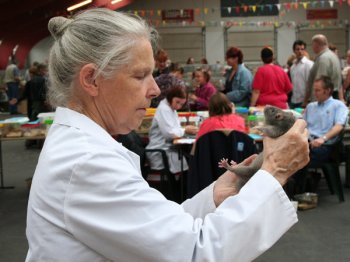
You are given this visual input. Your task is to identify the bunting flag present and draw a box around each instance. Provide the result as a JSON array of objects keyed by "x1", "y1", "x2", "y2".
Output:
[
  {"x1": 311, "y1": 1, "x2": 318, "y2": 7},
  {"x1": 129, "y1": 1, "x2": 350, "y2": 26}
]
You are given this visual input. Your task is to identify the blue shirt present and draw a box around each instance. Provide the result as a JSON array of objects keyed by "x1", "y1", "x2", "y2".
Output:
[
  {"x1": 303, "y1": 97, "x2": 348, "y2": 143},
  {"x1": 225, "y1": 64, "x2": 252, "y2": 107}
]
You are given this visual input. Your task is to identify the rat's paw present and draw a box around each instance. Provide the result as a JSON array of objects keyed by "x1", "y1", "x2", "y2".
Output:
[{"x1": 218, "y1": 158, "x2": 230, "y2": 168}]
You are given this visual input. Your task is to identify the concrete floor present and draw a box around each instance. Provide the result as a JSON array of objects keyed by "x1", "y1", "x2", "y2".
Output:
[{"x1": 1, "y1": 140, "x2": 350, "y2": 261}]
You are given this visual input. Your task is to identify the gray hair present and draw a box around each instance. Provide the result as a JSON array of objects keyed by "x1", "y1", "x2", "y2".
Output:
[
  {"x1": 311, "y1": 34, "x2": 328, "y2": 47},
  {"x1": 47, "y1": 8, "x2": 159, "y2": 108}
]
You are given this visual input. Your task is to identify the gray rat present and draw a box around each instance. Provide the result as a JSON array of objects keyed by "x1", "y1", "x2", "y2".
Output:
[{"x1": 219, "y1": 105, "x2": 296, "y2": 189}]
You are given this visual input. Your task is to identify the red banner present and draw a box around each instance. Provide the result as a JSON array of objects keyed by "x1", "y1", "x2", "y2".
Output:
[
  {"x1": 162, "y1": 9, "x2": 194, "y2": 22},
  {"x1": 306, "y1": 9, "x2": 337, "y2": 20}
]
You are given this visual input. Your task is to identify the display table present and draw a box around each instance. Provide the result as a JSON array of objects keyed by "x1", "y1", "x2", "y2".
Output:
[{"x1": 0, "y1": 135, "x2": 46, "y2": 189}]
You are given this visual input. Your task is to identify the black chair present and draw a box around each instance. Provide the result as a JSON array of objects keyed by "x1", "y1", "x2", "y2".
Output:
[
  {"x1": 306, "y1": 132, "x2": 346, "y2": 202},
  {"x1": 116, "y1": 131, "x2": 177, "y2": 201},
  {"x1": 187, "y1": 130, "x2": 257, "y2": 198}
]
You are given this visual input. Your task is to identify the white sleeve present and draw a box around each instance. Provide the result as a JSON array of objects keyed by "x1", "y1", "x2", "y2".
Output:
[
  {"x1": 65, "y1": 151, "x2": 297, "y2": 262},
  {"x1": 181, "y1": 182, "x2": 216, "y2": 219},
  {"x1": 156, "y1": 104, "x2": 185, "y2": 139}
]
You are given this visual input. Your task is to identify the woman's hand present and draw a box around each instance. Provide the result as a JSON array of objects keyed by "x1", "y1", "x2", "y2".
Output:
[
  {"x1": 261, "y1": 119, "x2": 309, "y2": 186},
  {"x1": 188, "y1": 94, "x2": 197, "y2": 102},
  {"x1": 185, "y1": 125, "x2": 198, "y2": 135},
  {"x1": 213, "y1": 154, "x2": 257, "y2": 207}
]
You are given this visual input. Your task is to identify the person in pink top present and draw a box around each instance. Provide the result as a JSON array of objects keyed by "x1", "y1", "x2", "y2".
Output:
[
  {"x1": 189, "y1": 69, "x2": 217, "y2": 110},
  {"x1": 251, "y1": 47, "x2": 293, "y2": 109},
  {"x1": 196, "y1": 92, "x2": 246, "y2": 140}
]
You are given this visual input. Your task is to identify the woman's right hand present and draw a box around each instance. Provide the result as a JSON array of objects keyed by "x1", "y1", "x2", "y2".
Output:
[
  {"x1": 185, "y1": 125, "x2": 198, "y2": 135},
  {"x1": 261, "y1": 119, "x2": 309, "y2": 186}
]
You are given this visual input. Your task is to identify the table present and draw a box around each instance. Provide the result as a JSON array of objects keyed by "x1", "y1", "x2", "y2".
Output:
[{"x1": 0, "y1": 136, "x2": 45, "y2": 189}]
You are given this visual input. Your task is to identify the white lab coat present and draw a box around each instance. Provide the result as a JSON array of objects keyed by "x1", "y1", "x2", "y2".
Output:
[
  {"x1": 146, "y1": 99, "x2": 187, "y2": 173},
  {"x1": 26, "y1": 107, "x2": 297, "y2": 262}
]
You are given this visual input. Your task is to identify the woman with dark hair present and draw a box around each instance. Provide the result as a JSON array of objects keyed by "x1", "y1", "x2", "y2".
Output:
[
  {"x1": 196, "y1": 92, "x2": 246, "y2": 140},
  {"x1": 146, "y1": 86, "x2": 198, "y2": 173},
  {"x1": 223, "y1": 46, "x2": 252, "y2": 107},
  {"x1": 189, "y1": 69, "x2": 216, "y2": 110},
  {"x1": 251, "y1": 47, "x2": 292, "y2": 109}
]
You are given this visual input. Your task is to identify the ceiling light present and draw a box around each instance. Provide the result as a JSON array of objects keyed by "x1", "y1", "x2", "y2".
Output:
[
  {"x1": 111, "y1": 0, "x2": 122, "y2": 4},
  {"x1": 67, "y1": 0, "x2": 93, "y2": 12}
]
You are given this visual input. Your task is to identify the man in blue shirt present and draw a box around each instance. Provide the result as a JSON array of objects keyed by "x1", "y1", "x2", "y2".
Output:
[
  {"x1": 291, "y1": 75, "x2": 348, "y2": 196},
  {"x1": 304, "y1": 75, "x2": 348, "y2": 164}
]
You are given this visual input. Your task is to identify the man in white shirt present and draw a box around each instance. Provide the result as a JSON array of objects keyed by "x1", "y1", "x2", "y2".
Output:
[{"x1": 290, "y1": 40, "x2": 314, "y2": 108}]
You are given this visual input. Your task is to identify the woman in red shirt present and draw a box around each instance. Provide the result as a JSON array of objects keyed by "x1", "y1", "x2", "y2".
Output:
[
  {"x1": 196, "y1": 92, "x2": 246, "y2": 140},
  {"x1": 251, "y1": 47, "x2": 292, "y2": 109}
]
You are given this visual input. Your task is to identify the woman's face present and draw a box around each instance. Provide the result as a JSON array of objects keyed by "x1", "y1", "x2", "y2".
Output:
[
  {"x1": 226, "y1": 56, "x2": 237, "y2": 67},
  {"x1": 94, "y1": 39, "x2": 160, "y2": 135},
  {"x1": 170, "y1": 97, "x2": 186, "y2": 111},
  {"x1": 194, "y1": 71, "x2": 206, "y2": 85}
]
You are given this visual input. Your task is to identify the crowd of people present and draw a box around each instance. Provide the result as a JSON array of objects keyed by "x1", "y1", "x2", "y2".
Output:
[{"x1": 3, "y1": 59, "x2": 50, "y2": 119}]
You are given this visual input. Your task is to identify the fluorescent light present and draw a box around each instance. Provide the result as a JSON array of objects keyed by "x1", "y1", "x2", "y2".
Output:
[
  {"x1": 67, "y1": 0, "x2": 93, "y2": 12},
  {"x1": 111, "y1": 0, "x2": 122, "y2": 4}
]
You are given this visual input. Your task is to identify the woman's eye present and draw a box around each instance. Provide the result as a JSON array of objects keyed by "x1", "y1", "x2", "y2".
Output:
[{"x1": 135, "y1": 74, "x2": 145, "y2": 80}]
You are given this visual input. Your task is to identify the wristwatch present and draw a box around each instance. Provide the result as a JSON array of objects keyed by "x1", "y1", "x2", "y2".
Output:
[{"x1": 322, "y1": 135, "x2": 327, "y2": 142}]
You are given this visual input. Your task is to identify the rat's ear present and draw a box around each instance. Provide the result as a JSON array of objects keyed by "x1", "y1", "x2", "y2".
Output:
[{"x1": 79, "y1": 63, "x2": 99, "y2": 97}]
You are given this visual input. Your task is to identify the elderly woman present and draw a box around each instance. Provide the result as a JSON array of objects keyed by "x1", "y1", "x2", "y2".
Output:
[
  {"x1": 25, "y1": 8, "x2": 310, "y2": 262},
  {"x1": 146, "y1": 86, "x2": 198, "y2": 174},
  {"x1": 223, "y1": 47, "x2": 252, "y2": 107}
]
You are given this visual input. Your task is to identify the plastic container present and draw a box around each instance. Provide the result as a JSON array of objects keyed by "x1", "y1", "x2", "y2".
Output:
[
  {"x1": 235, "y1": 107, "x2": 249, "y2": 127},
  {"x1": 247, "y1": 115, "x2": 258, "y2": 129}
]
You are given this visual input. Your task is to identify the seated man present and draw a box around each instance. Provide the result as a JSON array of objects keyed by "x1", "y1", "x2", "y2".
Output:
[
  {"x1": 292, "y1": 75, "x2": 348, "y2": 194},
  {"x1": 304, "y1": 75, "x2": 348, "y2": 165}
]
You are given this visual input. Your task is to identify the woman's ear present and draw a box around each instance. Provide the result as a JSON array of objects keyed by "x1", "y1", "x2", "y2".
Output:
[{"x1": 79, "y1": 64, "x2": 99, "y2": 97}]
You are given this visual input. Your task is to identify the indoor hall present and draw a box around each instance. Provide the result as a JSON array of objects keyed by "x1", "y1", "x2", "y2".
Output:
[{"x1": 1, "y1": 0, "x2": 350, "y2": 261}]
